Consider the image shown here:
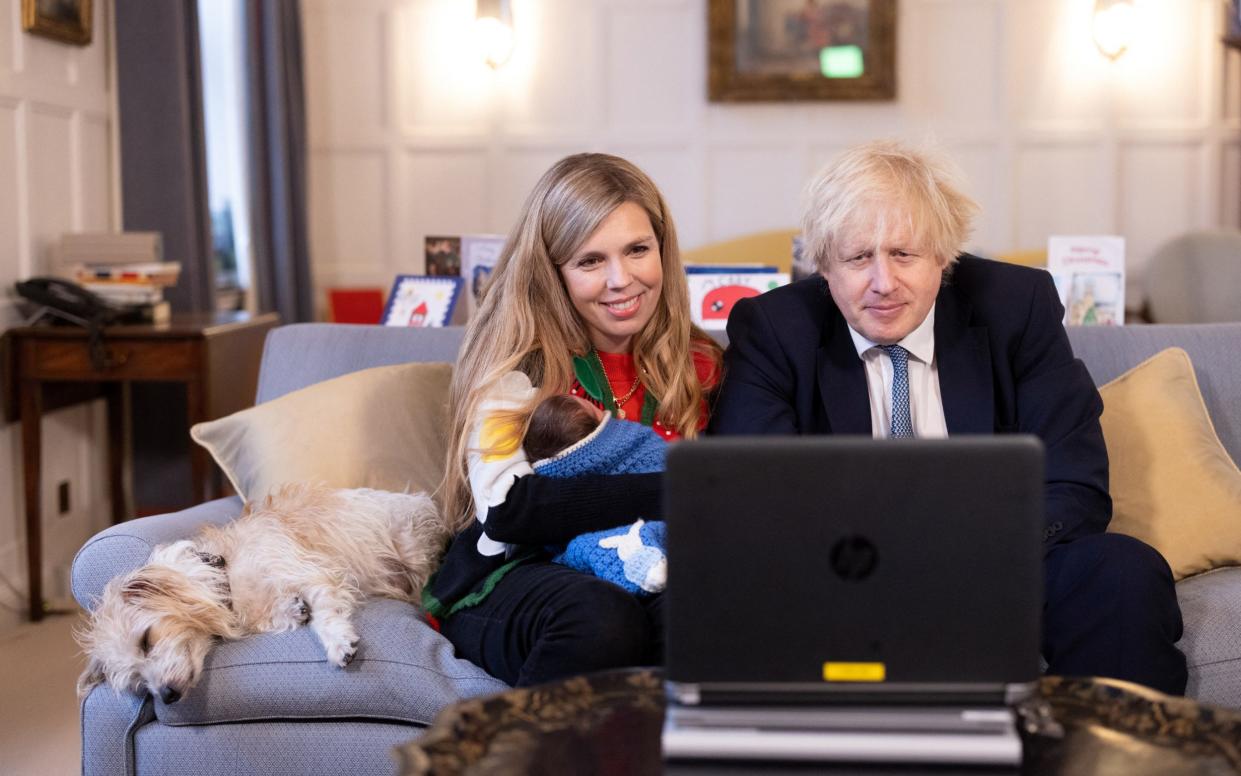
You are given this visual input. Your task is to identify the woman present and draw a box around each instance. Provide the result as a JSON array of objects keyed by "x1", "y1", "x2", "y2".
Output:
[{"x1": 423, "y1": 153, "x2": 720, "y2": 687}]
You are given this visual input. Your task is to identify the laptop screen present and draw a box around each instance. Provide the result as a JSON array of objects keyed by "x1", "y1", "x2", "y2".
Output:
[{"x1": 663, "y1": 436, "x2": 1043, "y2": 701}]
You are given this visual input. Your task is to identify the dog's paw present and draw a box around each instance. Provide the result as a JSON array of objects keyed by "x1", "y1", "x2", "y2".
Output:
[
  {"x1": 326, "y1": 637, "x2": 360, "y2": 668},
  {"x1": 341, "y1": 639, "x2": 360, "y2": 666}
]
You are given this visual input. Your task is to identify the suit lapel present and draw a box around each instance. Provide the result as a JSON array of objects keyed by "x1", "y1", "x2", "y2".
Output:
[
  {"x1": 817, "y1": 308, "x2": 872, "y2": 435},
  {"x1": 934, "y1": 282, "x2": 994, "y2": 434}
]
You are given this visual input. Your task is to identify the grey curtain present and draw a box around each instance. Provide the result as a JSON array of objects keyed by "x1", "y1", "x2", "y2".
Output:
[
  {"x1": 115, "y1": 0, "x2": 216, "y2": 313},
  {"x1": 246, "y1": 0, "x2": 314, "y2": 323}
]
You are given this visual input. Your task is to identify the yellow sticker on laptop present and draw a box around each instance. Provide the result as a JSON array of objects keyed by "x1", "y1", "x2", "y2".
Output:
[{"x1": 823, "y1": 662, "x2": 886, "y2": 682}]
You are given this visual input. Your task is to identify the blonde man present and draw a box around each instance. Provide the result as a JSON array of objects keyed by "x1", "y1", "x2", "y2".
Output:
[{"x1": 710, "y1": 140, "x2": 1186, "y2": 695}]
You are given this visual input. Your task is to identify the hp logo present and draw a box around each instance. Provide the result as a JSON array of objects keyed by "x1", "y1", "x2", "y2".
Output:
[{"x1": 830, "y1": 535, "x2": 878, "y2": 581}]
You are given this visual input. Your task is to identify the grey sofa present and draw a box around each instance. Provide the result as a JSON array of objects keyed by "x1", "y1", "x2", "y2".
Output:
[{"x1": 74, "y1": 321, "x2": 1241, "y2": 775}]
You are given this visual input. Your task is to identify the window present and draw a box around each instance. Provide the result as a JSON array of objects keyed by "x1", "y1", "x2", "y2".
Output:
[{"x1": 198, "y1": 0, "x2": 252, "y2": 311}]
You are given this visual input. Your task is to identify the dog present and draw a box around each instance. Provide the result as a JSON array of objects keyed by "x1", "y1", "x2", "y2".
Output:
[{"x1": 76, "y1": 484, "x2": 448, "y2": 704}]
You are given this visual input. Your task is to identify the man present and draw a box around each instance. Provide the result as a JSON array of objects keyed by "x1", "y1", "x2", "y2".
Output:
[{"x1": 709, "y1": 140, "x2": 1187, "y2": 695}]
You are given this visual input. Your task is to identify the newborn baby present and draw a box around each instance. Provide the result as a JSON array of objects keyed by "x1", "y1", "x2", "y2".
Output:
[{"x1": 523, "y1": 394, "x2": 668, "y2": 596}]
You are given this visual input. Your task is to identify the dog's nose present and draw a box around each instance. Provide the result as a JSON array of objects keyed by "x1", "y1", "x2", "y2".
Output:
[{"x1": 159, "y1": 686, "x2": 181, "y2": 704}]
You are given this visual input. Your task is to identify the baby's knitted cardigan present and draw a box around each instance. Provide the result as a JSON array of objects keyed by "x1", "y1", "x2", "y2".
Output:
[{"x1": 534, "y1": 414, "x2": 668, "y2": 596}]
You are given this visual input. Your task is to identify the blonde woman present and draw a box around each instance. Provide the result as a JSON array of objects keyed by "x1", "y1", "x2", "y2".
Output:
[{"x1": 423, "y1": 153, "x2": 721, "y2": 686}]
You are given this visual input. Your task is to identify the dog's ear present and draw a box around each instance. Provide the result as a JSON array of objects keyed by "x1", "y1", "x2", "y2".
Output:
[
  {"x1": 194, "y1": 551, "x2": 226, "y2": 569},
  {"x1": 77, "y1": 656, "x2": 106, "y2": 698},
  {"x1": 121, "y1": 577, "x2": 157, "y2": 603}
]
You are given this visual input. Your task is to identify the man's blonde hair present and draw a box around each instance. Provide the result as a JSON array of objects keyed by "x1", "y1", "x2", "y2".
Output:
[
  {"x1": 801, "y1": 140, "x2": 980, "y2": 273},
  {"x1": 440, "y1": 153, "x2": 721, "y2": 532}
]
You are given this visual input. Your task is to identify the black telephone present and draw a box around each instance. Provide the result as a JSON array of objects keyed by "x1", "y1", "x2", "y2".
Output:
[
  {"x1": 15, "y1": 277, "x2": 132, "y2": 325},
  {"x1": 14, "y1": 277, "x2": 152, "y2": 369}
]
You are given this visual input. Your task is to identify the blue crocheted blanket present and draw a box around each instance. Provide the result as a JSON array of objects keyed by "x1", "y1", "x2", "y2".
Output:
[{"x1": 533, "y1": 415, "x2": 667, "y2": 596}]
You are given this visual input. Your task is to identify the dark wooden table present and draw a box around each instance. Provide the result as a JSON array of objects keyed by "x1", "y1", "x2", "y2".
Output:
[
  {"x1": 4, "y1": 311, "x2": 279, "y2": 621},
  {"x1": 397, "y1": 670, "x2": 1241, "y2": 775}
]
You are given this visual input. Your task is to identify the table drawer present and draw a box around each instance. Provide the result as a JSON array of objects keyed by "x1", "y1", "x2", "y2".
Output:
[{"x1": 23, "y1": 338, "x2": 197, "y2": 379}]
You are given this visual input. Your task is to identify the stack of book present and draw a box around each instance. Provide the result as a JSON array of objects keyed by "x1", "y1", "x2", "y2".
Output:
[{"x1": 58, "y1": 232, "x2": 181, "y2": 323}]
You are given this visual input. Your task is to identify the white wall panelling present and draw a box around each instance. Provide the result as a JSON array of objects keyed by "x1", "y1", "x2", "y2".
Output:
[
  {"x1": 28, "y1": 105, "x2": 75, "y2": 275},
  {"x1": 304, "y1": 0, "x2": 1241, "y2": 314},
  {"x1": 0, "y1": 1, "x2": 117, "y2": 633},
  {"x1": 707, "y1": 145, "x2": 804, "y2": 239},
  {"x1": 309, "y1": 150, "x2": 390, "y2": 269},
  {"x1": 1120, "y1": 142, "x2": 1204, "y2": 301},
  {"x1": 1014, "y1": 143, "x2": 1111, "y2": 249},
  {"x1": 0, "y1": 100, "x2": 21, "y2": 291},
  {"x1": 1223, "y1": 142, "x2": 1241, "y2": 225},
  {"x1": 304, "y1": 3, "x2": 387, "y2": 144},
  {"x1": 0, "y1": 0, "x2": 16, "y2": 75},
  {"x1": 402, "y1": 149, "x2": 490, "y2": 249},
  {"x1": 604, "y1": 3, "x2": 696, "y2": 137},
  {"x1": 80, "y1": 116, "x2": 112, "y2": 232}
]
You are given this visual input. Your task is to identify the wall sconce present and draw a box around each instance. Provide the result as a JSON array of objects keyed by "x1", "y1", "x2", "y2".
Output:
[
  {"x1": 1092, "y1": 0, "x2": 1136, "y2": 61},
  {"x1": 475, "y1": 0, "x2": 514, "y2": 69}
]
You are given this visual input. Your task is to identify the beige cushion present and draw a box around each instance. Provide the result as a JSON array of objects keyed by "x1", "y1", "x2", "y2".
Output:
[
  {"x1": 191, "y1": 363, "x2": 452, "y2": 502},
  {"x1": 1101, "y1": 347, "x2": 1241, "y2": 580}
]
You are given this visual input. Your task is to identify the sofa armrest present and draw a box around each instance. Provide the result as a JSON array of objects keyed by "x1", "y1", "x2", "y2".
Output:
[{"x1": 72, "y1": 497, "x2": 245, "y2": 611}]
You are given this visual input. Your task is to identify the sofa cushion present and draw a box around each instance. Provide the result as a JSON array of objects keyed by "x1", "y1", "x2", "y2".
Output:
[
  {"x1": 155, "y1": 598, "x2": 508, "y2": 726},
  {"x1": 191, "y1": 362, "x2": 452, "y2": 502},
  {"x1": 1177, "y1": 567, "x2": 1241, "y2": 708},
  {"x1": 1099, "y1": 348, "x2": 1241, "y2": 580}
]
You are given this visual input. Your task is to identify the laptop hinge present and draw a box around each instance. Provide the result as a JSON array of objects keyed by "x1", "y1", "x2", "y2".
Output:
[{"x1": 667, "y1": 681, "x2": 1031, "y2": 707}]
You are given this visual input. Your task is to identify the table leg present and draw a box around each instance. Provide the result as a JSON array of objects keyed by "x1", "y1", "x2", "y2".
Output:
[
  {"x1": 19, "y1": 379, "x2": 43, "y2": 622},
  {"x1": 186, "y1": 378, "x2": 209, "y2": 503},
  {"x1": 106, "y1": 382, "x2": 133, "y2": 524}
]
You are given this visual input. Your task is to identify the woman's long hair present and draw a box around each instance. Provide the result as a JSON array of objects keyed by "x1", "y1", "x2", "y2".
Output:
[{"x1": 440, "y1": 153, "x2": 721, "y2": 532}]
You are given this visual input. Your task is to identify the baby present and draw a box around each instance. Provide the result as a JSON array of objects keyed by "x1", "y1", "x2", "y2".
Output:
[{"x1": 523, "y1": 394, "x2": 668, "y2": 596}]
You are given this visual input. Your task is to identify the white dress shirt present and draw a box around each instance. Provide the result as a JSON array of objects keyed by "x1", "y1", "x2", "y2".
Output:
[{"x1": 845, "y1": 305, "x2": 949, "y2": 439}]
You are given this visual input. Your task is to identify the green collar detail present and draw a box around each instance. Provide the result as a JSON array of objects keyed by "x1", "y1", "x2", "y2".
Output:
[{"x1": 572, "y1": 352, "x2": 658, "y2": 426}]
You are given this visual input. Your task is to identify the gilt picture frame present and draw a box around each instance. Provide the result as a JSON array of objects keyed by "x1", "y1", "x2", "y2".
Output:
[
  {"x1": 708, "y1": 0, "x2": 896, "y2": 102},
  {"x1": 22, "y1": 0, "x2": 93, "y2": 47}
]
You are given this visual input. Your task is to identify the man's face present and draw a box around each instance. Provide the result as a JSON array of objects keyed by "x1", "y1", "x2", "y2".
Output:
[{"x1": 822, "y1": 214, "x2": 945, "y2": 345}]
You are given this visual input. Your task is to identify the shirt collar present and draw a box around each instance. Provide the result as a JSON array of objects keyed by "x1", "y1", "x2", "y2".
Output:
[{"x1": 846, "y1": 303, "x2": 937, "y2": 365}]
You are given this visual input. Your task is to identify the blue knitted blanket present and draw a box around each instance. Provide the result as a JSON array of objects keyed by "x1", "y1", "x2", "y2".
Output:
[{"x1": 533, "y1": 415, "x2": 667, "y2": 596}]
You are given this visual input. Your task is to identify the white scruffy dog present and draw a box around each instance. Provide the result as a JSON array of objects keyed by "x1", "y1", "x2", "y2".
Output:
[{"x1": 77, "y1": 484, "x2": 448, "y2": 704}]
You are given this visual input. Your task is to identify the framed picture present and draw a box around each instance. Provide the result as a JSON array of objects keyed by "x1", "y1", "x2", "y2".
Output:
[
  {"x1": 708, "y1": 0, "x2": 895, "y2": 102},
  {"x1": 22, "y1": 0, "x2": 93, "y2": 46},
  {"x1": 424, "y1": 235, "x2": 462, "y2": 277}
]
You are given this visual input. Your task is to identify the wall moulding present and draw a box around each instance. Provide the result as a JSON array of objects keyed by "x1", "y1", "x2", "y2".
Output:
[
  {"x1": 0, "y1": 75, "x2": 110, "y2": 115},
  {"x1": 395, "y1": 130, "x2": 492, "y2": 149}
]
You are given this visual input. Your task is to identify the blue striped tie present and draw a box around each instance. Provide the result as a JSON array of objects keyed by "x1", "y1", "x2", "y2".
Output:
[{"x1": 879, "y1": 345, "x2": 914, "y2": 439}]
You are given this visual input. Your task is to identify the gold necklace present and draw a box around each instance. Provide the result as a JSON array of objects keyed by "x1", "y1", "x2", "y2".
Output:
[{"x1": 593, "y1": 349, "x2": 642, "y2": 419}]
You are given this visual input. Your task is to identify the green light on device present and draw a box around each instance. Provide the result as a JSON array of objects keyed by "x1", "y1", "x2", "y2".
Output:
[{"x1": 820, "y1": 45, "x2": 864, "y2": 79}]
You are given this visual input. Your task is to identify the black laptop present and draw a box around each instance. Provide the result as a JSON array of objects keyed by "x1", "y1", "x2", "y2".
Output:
[{"x1": 661, "y1": 436, "x2": 1044, "y2": 765}]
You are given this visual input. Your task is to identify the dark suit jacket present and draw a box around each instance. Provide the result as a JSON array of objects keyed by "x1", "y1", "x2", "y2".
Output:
[{"x1": 708, "y1": 254, "x2": 1111, "y2": 550}]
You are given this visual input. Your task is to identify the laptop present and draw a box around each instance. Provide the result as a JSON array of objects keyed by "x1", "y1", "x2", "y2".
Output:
[{"x1": 661, "y1": 436, "x2": 1044, "y2": 766}]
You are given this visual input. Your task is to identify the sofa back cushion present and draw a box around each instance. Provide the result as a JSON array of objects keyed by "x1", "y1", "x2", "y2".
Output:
[
  {"x1": 256, "y1": 324, "x2": 466, "y2": 403},
  {"x1": 250, "y1": 322, "x2": 1241, "y2": 467},
  {"x1": 1068, "y1": 323, "x2": 1241, "y2": 466}
]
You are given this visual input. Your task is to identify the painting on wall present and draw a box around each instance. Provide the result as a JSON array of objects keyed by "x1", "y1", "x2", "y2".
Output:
[
  {"x1": 22, "y1": 0, "x2": 93, "y2": 46},
  {"x1": 708, "y1": 0, "x2": 895, "y2": 101}
]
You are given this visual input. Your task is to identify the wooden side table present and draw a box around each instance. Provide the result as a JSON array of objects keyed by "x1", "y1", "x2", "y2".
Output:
[{"x1": 4, "y1": 311, "x2": 279, "y2": 621}]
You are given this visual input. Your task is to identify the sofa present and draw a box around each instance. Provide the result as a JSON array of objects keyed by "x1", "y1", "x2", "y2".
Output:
[{"x1": 74, "y1": 321, "x2": 1241, "y2": 775}]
